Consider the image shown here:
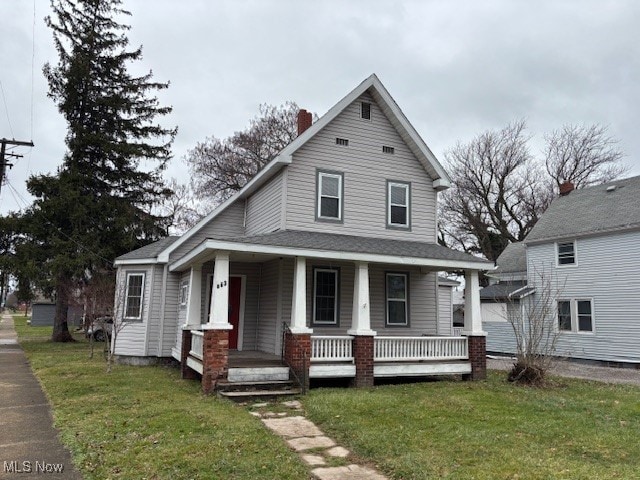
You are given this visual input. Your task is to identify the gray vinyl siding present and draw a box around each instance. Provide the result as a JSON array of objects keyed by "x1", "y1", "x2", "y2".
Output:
[
  {"x1": 285, "y1": 92, "x2": 437, "y2": 241},
  {"x1": 527, "y1": 231, "x2": 640, "y2": 363},
  {"x1": 258, "y1": 259, "x2": 282, "y2": 354},
  {"x1": 437, "y1": 286, "x2": 453, "y2": 335},
  {"x1": 245, "y1": 170, "x2": 284, "y2": 235},
  {"x1": 169, "y1": 200, "x2": 245, "y2": 262},
  {"x1": 114, "y1": 265, "x2": 153, "y2": 357},
  {"x1": 157, "y1": 271, "x2": 180, "y2": 356},
  {"x1": 485, "y1": 302, "x2": 521, "y2": 355}
]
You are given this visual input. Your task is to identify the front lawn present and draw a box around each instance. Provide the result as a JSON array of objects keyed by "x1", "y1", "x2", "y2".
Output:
[
  {"x1": 13, "y1": 316, "x2": 309, "y2": 480},
  {"x1": 304, "y1": 374, "x2": 640, "y2": 479}
]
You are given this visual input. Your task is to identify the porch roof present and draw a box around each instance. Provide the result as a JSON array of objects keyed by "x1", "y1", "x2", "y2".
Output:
[{"x1": 169, "y1": 229, "x2": 493, "y2": 272}]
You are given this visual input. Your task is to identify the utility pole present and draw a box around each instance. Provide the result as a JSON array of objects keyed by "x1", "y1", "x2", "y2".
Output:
[{"x1": 0, "y1": 138, "x2": 34, "y2": 196}]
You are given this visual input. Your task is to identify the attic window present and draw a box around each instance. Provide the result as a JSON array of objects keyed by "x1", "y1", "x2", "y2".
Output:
[
  {"x1": 382, "y1": 146, "x2": 395, "y2": 154},
  {"x1": 360, "y1": 102, "x2": 371, "y2": 120},
  {"x1": 557, "y1": 241, "x2": 576, "y2": 266},
  {"x1": 335, "y1": 137, "x2": 349, "y2": 146}
]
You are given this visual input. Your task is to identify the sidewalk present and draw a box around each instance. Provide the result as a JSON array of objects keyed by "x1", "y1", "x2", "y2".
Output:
[{"x1": 0, "y1": 314, "x2": 81, "y2": 479}]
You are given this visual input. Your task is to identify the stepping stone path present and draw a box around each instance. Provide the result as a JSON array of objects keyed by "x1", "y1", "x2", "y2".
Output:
[{"x1": 251, "y1": 399, "x2": 388, "y2": 480}]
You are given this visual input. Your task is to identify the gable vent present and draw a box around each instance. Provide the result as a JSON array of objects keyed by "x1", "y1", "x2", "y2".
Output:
[
  {"x1": 606, "y1": 185, "x2": 617, "y2": 192},
  {"x1": 360, "y1": 101, "x2": 371, "y2": 120},
  {"x1": 335, "y1": 137, "x2": 349, "y2": 146},
  {"x1": 382, "y1": 145, "x2": 395, "y2": 154}
]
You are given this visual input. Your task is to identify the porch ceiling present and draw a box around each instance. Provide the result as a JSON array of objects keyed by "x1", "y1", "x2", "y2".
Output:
[{"x1": 170, "y1": 230, "x2": 493, "y2": 272}]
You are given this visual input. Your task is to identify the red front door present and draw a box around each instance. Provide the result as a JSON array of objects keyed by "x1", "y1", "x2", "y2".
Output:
[{"x1": 228, "y1": 277, "x2": 242, "y2": 349}]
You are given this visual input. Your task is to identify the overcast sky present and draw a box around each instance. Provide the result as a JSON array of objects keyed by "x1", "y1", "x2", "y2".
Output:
[{"x1": 1, "y1": 0, "x2": 639, "y2": 215}]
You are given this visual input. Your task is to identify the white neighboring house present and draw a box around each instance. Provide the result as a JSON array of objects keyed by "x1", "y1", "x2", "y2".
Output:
[{"x1": 484, "y1": 176, "x2": 640, "y2": 366}]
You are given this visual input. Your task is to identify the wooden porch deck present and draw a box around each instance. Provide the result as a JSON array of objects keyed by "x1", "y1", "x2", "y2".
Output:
[{"x1": 228, "y1": 350, "x2": 284, "y2": 368}]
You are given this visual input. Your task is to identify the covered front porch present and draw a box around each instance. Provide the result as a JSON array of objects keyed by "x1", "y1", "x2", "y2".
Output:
[{"x1": 169, "y1": 232, "x2": 490, "y2": 393}]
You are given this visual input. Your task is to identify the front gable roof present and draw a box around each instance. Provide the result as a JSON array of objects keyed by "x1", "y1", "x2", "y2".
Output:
[
  {"x1": 525, "y1": 175, "x2": 640, "y2": 244},
  {"x1": 158, "y1": 74, "x2": 451, "y2": 263}
]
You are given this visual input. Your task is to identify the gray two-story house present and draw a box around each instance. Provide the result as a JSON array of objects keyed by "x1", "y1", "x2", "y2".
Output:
[
  {"x1": 485, "y1": 176, "x2": 640, "y2": 366},
  {"x1": 113, "y1": 74, "x2": 491, "y2": 392}
]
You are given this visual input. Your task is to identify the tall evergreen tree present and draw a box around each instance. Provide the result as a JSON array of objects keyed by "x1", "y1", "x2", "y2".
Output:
[{"x1": 26, "y1": 0, "x2": 175, "y2": 341}]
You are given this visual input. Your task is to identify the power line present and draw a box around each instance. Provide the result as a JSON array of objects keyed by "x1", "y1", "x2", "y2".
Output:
[
  {"x1": 30, "y1": 0, "x2": 36, "y2": 140},
  {"x1": 0, "y1": 80, "x2": 14, "y2": 139}
]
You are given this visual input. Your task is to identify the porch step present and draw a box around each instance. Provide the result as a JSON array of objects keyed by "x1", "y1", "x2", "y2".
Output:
[
  {"x1": 216, "y1": 380, "x2": 296, "y2": 391},
  {"x1": 218, "y1": 389, "x2": 302, "y2": 402},
  {"x1": 227, "y1": 366, "x2": 290, "y2": 383},
  {"x1": 216, "y1": 379, "x2": 301, "y2": 402}
]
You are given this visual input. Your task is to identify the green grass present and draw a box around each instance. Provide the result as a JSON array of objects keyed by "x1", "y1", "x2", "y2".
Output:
[
  {"x1": 13, "y1": 316, "x2": 309, "y2": 480},
  {"x1": 303, "y1": 375, "x2": 640, "y2": 479}
]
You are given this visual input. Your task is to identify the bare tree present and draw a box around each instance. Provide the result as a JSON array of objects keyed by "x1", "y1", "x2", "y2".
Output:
[
  {"x1": 504, "y1": 266, "x2": 565, "y2": 385},
  {"x1": 545, "y1": 124, "x2": 627, "y2": 188},
  {"x1": 185, "y1": 102, "x2": 307, "y2": 203},
  {"x1": 155, "y1": 178, "x2": 208, "y2": 235},
  {"x1": 441, "y1": 120, "x2": 552, "y2": 264}
]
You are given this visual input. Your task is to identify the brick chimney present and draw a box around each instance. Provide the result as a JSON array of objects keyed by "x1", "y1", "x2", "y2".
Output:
[
  {"x1": 559, "y1": 181, "x2": 575, "y2": 196},
  {"x1": 297, "y1": 109, "x2": 313, "y2": 136}
]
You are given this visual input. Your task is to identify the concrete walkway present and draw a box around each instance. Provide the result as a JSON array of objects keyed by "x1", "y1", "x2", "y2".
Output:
[
  {"x1": 489, "y1": 356, "x2": 640, "y2": 386},
  {"x1": 0, "y1": 313, "x2": 81, "y2": 479},
  {"x1": 250, "y1": 400, "x2": 387, "y2": 480}
]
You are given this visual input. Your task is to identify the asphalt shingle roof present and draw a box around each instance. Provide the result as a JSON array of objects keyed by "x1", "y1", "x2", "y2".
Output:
[
  {"x1": 115, "y1": 236, "x2": 180, "y2": 261},
  {"x1": 225, "y1": 230, "x2": 492, "y2": 265},
  {"x1": 480, "y1": 281, "x2": 527, "y2": 300},
  {"x1": 526, "y1": 175, "x2": 640, "y2": 243},
  {"x1": 493, "y1": 242, "x2": 527, "y2": 275}
]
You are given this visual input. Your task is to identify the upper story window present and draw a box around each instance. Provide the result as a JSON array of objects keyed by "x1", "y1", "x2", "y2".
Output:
[
  {"x1": 557, "y1": 241, "x2": 576, "y2": 266},
  {"x1": 313, "y1": 267, "x2": 340, "y2": 326},
  {"x1": 557, "y1": 299, "x2": 594, "y2": 333},
  {"x1": 124, "y1": 272, "x2": 145, "y2": 321},
  {"x1": 386, "y1": 272, "x2": 409, "y2": 326},
  {"x1": 387, "y1": 181, "x2": 410, "y2": 229},
  {"x1": 317, "y1": 170, "x2": 343, "y2": 222},
  {"x1": 360, "y1": 101, "x2": 371, "y2": 120}
]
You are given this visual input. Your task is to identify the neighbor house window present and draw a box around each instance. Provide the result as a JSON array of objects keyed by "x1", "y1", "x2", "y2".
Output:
[
  {"x1": 386, "y1": 272, "x2": 409, "y2": 326},
  {"x1": 313, "y1": 268, "x2": 339, "y2": 325},
  {"x1": 387, "y1": 181, "x2": 410, "y2": 229},
  {"x1": 557, "y1": 241, "x2": 576, "y2": 265},
  {"x1": 360, "y1": 101, "x2": 371, "y2": 120},
  {"x1": 179, "y1": 281, "x2": 188, "y2": 306},
  {"x1": 124, "y1": 272, "x2": 145, "y2": 320},
  {"x1": 557, "y1": 299, "x2": 594, "y2": 333},
  {"x1": 317, "y1": 170, "x2": 343, "y2": 221}
]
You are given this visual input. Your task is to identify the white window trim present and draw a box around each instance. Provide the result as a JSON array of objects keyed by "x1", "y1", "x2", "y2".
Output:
[
  {"x1": 557, "y1": 298, "x2": 595, "y2": 334},
  {"x1": 123, "y1": 272, "x2": 145, "y2": 321},
  {"x1": 317, "y1": 171, "x2": 343, "y2": 222},
  {"x1": 312, "y1": 268, "x2": 339, "y2": 326},
  {"x1": 179, "y1": 281, "x2": 188, "y2": 307},
  {"x1": 387, "y1": 181, "x2": 410, "y2": 229},
  {"x1": 386, "y1": 272, "x2": 409, "y2": 327},
  {"x1": 556, "y1": 240, "x2": 577, "y2": 267}
]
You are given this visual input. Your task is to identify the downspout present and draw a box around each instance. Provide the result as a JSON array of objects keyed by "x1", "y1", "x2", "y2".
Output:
[
  {"x1": 156, "y1": 264, "x2": 168, "y2": 357},
  {"x1": 143, "y1": 266, "x2": 156, "y2": 357}
]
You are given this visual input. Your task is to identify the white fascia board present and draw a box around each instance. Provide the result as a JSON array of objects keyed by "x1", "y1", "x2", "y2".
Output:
[
  {"x1": 432, "y1": 179, "x2": 450, "y2": 191},
  {"x1": 114, "y1": 258, "x2": 158, "y2": 266},
  {"x1": 509, "y1": 286, "x2": 536, "y2": 299},
  {"x1": 525, "y1": 223, "x2": 640, "y2": 247},
  {"x1": 169, "y1": 238, "x2": 493, "y2": 273}
]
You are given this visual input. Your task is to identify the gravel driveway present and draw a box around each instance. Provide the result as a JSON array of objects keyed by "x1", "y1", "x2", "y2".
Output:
[{"x1": 488, "y1": 356, "x2": 640, "y2": 386}]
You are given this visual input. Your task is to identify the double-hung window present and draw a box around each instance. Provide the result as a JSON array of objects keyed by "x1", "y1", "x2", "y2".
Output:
[
  {"x1": 557, "y1": 241, "x2": 576, "y2": 265},
  {"x1": 317, "y1": 170, "x2": 343, "y2": 221},
  {"x1": 124, "y1": 272, "x2": 145, "y2": 321},
  {"x1": 386, "y1": 272, "x2": 409, "y2": 326},
  {"x1": 179, "y1": 281, "x2": 188, "y2": 307},
  {"x1": 557, "y1": 299, "x2": 594, "y2": 333},
  {"x1": 313, "y1": 268, "x2": 339, "y2": 326},
  {"x1": 387, "y1": 181, "x2": 410, "y2": 229}
]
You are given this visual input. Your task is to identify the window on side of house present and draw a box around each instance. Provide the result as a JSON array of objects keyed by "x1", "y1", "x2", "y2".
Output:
[
  {"x1": 557, "y1": 241, "x2": 576, "y2": 265},
  {"x1": 124, "y1": 272, "x2": 145, "y2": 321},
  {"x1": 386, "y1": 272, "x2": 409, "y2": 326},
  {"x1": 360, "y1": 101, "x2": 371, "y2": 120},
  {"x1": 317, "y1": 170, "x2": 343, "y2": 221},
  {"x1": 557, "y1": 299, "x2": 594, "y2": 333},
  {"x1": 179, "y1": 281, "x2": 188, "y2": 307},
  {"x1": 313, "y1": 268, "x2": 339, "y2": 326},
  {"x1": 387, "y1": 181, "x2": 410, "y2": 229}
]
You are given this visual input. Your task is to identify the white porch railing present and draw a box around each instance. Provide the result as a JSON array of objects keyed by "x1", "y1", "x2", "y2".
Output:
[
  {"x1": 189, "y1": 330, "x2": 204, "y2": 360},
  {"x1": 452, "y1": 327, "x2": 464, "y2": 337},
  {"x1": 374, "y1": 336, "x2": 468, "y2": 362},
  {"x1": 311, "y1": 336, "x2": 354, "y2": 362}
]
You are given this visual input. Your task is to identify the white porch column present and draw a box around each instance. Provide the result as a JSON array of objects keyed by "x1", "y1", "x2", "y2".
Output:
[
  {"x1": 204, "y1": 251, "x2": 232, "y2": 330},
  {"x1": 463, "y1": 270, "x2": 486, "y2": 336},
  {"x1": 290, "y1": 256, "x2": 312, "y2": 334},
  {"x1": 348, "y1": 261, "x2": 376, "y2": 336},
  {"x1": 184, "y1": 265, "x2": 202, "y2": 328}
]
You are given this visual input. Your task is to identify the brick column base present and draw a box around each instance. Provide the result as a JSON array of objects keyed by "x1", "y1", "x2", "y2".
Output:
[
  {"x1": 180, "y1": 329, "x2": 198, "y2": 380},
  {"x1": 202, "y1": 329, "x2": 229, "y2": 394},
  {"x1": 284, "y1": 332, "x2": 311, "y2": 391},
  {"x1": 351, "y1": 335, "x2": 374, "y2": 388},
  {"x1": 463, "y1": 335, "x2": 487, "y2": 381}
]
